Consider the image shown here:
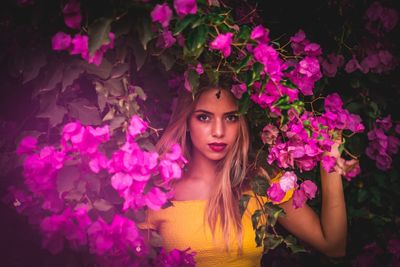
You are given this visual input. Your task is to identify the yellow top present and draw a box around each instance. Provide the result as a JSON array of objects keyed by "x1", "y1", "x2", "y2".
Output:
[{"x1": 139, "y1": 177, "x2": 293, "y2": 267}]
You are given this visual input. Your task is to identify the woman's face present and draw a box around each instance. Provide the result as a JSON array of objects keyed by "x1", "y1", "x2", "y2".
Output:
[{"x1": 188, "y1": 88, "x2": 240, "y2": 162}]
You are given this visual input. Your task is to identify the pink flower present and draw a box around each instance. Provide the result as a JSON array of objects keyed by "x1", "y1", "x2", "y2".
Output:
[
  {"x1": 267, "y1": 183, "x2": 285, "y2": 203},
  {"x1": 300, "y1": 180, "x2": 317, "y2": 199},
  {"x1": 396, "y1": 124, "x2": 400, "y2": 135},
  {"x1": 345, "y1": 57, "x2": 362, "y2": 73},
  {"x1": 156, "y1": 30, "x2": 176, "y2": 48},
  {"x1": 17, "y1": 136, "x2": 38, "y2": 155},
  {"x1": 63, "y1": 0, "x2": 82, "y2": 30},
  {"x1": 279, "y1": 171, "x2": 297, "y2": 192},
  {"x1": 51, "y1": 32, "x2": 72, "y2": 51},
  {"x1": 387, "y1": 239, "x2": 400, "y2": 256},
  {"x1": 261, "y1": 124, "x2": 279, "y2": 145},
  {"x1": 210, "y1": 32, "x2": 233, "y2": 57},
  {"x1": 304, "y1": 43, "x2": 322, "y2": 56},
  {"x1": 231, "y1": 83, "x2": 247, "y2": 99},
  {"x1": 321, "y1": 155, "x2": 336, "y2": 173},
  {"x1": 145, "y1": 187, "x2": 169, "y2": 210},
  {"x1": 344, "y1": 162, "x2": 361, "y2": 181},
  {"x1": 324, "y1": 93, "x2": 343, "y2": 113},
  {"x1": 151, "y1": 3, "x2": 173, "y2": 28},
  {"x1": 195, "y1": 63, "x2": 204, "y2": 75},
  {"x1": 298, "y1": 57, "x2": 321, "y2": 78},
  {"x1": 292, "y1": 188, "x2": 307, "y2": 209},
  {"x1": 173, "y1": 0, "x2": 198, "y2": 17},
  {"x1": 250, "y1": 25, "x2": 270, "y2": 43},
  {"x1": 128, "y1": 115, "x2": 148, "y2": 139},
  {"x1": 376, "y1": 115, "x2": 392, "y2": 132},
  {"x1": 290, "y1": 29, "x2": 306, "y2": 43},
  {"x1": 70, "y1": 34, "x2": 89, "y2": 55},
  {"x1": 111, "y1": 173, "x2": 133, "y2": 192}
]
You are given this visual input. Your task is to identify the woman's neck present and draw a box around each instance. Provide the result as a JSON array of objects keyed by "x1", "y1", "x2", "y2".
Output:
[{"x1": 173, "y1": 151, "x2": 220, "y2": 200}]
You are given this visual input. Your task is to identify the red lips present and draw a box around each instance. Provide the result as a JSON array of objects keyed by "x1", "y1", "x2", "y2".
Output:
[{"x1": 208, "y1": 143, "x2": 227, "y2": 152}]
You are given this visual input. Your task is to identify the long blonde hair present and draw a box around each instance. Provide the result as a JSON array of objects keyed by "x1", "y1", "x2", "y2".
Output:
[{"x1": 156, "y1": 87, "x2": 250, "y2": 252}]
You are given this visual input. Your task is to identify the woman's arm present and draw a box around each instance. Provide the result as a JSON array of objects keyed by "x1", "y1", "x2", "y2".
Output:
[{"x1": 277, "y1": 141, "x2": 348, "y2": 258}]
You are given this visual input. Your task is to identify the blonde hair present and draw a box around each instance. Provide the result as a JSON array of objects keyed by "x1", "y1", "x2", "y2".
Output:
[{"x1": 156, "y1": 87, "x2": 250, "y2": 252}]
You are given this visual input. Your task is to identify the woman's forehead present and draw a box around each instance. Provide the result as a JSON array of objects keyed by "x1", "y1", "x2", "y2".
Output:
[{"x1": 195, "y1": 89, "x2": 238, "y2": 111}]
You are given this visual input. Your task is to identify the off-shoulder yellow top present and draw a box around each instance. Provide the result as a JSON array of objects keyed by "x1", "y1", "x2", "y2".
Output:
[{"x1": 139, "y1": 177, "x2": 293, "y2": 266}]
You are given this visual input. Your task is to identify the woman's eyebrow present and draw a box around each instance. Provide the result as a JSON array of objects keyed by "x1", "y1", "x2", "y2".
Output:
[{"x1": 193, "y1": 109, "x2": 239, "y2": 115}]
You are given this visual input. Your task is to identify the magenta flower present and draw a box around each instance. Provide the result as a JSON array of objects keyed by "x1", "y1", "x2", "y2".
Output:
[
  {"x1": 17, "y1": 136, "x2": 38, "y2": 155},
  {"x1": 292, "y1": 188, "x2": 307, "y2": 209},
  {"x1": 267, "y1": 183, "x2": 285, "y2": 203},
  {"x1": 250, "y1": 25, "x2": 270, "y2": 43},
  {"x1": 261, "y1": 124, "x2": 279, "y2": 145},
  {"x1": 128, "y1": 115, "x2": 148, "y2": 139},
  {"x1": 321, "y1": 155, "x2": 336, "y2": 173},
  {"x1": 173, "y1": 0, "x2": 198, "y2": 17},
  {"x1": 300, "y1": 180, "x2": 317, "y2": 199},
  {"x1": 230, "y1": 83, "x2": 247, "y2": 99},
  {"x1": 210, "y1": 32, "x2": 233, "y2": 57},
  {"x1": 111, "y1": 172, "x2": 133, "y2": 191},
  {"x1": 376, "y1": 115, "x2": 393, "y2": 132},
  {"x1": 157, "y1": 30, "x2": 176, "y2": 48},
  {"x1": 344, "y1": 161, "x2": 361, "y2": 181},
  {"x1": 279, "y1": 171, "x2": 297, "y2": 192},
  {"x1": 51, "y1": 32, "x2": 72, "y2": 51},
  {"x1": 151, "y1": 3, "x2": 173, "y2": 28},
  {"x1": 324, "y1": 93, "x2": 343, "y2": 113},
  {"x1": 345, "y1": 57, "x2": 362, "y2": 73},
  {"x1": 63, "y1": 0, "x2": 82, "y2": 30},
  {"x1": 298, "y1": 57, "x2": 321, "y2": 78},
  {"x1": 70, "y1": 34, "x2": 89, "y2": 55},
  {"x1": 396, "y1": 124, "x2": 400, "y2": 135},
  {"x1": 195, "y1": 63, "x2": 204, "y2": 75},
  {"x1": 145, "y1": 187, "x2": 169, "y2": 210}
]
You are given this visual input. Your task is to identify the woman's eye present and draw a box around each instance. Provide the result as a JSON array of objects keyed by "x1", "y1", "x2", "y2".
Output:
[
  {"x1": 226, "y1": 114, "x2": 239, "y2": 122},
  {"x1": 197, "y1": 114, "x2": 210, "y2": 121}
]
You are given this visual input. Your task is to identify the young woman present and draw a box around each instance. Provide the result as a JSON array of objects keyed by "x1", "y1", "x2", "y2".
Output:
[{"x1": 140, "y1": 86, "x2": 347, "y2": 266}]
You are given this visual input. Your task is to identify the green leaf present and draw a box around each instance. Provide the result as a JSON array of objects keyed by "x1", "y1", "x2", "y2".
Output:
[
  {"x1": 131, "y1": 35, "x2": 147, "y2": 71},
  {"x1": 284, "y1": 235, "x2": 308, "y2": 254},
  {"x1": 88, "y1": 18, "x2": 112, "y2": 56},
  {"x1": 265, "y1": 203, "x2": 285, "y2": 227},
  {"x1": 83, "y1": 58, "x2": 113, "y2": 79},
  {"x1": 36, "y1": 90, "x2": 67, "y2": 127},
  {"x1": 67, "y1": 98, "x2": 101, "y2": 125},
  {"x1": 255, "y1": 225, "x2": 266, "y2": 247},
  {"x1": 186, "y1": 25, "x2": 208, "y2": 52},
  {"x1": 186, "y1": 69, "x2": 200, "y2": 93},
  {"x1": 239, "y1": 194, "x2": 251, "y2": 217},
  {"x1": 239, "y1": 92, "x2": 251, "y2": 114},
  {"x1": 137, "y1": 16, "x2": 154, "y2": 50},
  {"x1": 237, "y1": 25, "x2": 251, "y2": 40},
  {"x1": 251, "y1": 209, "x2": 262, "y2": 230},
  {"x1": 110, "y1": 63, "x2": 129, "y2": 79},
  {"x1": 264, "y1": 235, "x2": 284, "y2": 251},
  {"x1": 250, "y1": 176, "x2": 270, "y2": 196},
  {"x1": 160, "y1": 52, "x2": 176, "y2": 71},
  {"x1": 234, "y1": 55, "x2": 252, "y2": 74},
  {"x1": 357, "y1": 189, "x2": 369, "y2": 203},
  {"x1": 56, "y1": 165, "x2": 80, "y2": 197},
  {"x1": 273, "y1": 95, "x2": 290, "y2": 107},
  {"x1": 93, "y1": 199, "x2": 113, "y2": 212},
  {"x1": 173, "y1": 15, "x2": 197, "y2": 35}
]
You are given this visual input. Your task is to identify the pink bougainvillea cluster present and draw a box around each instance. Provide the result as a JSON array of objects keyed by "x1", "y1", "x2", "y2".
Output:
[
  {"x1": 266, "y1": 93, "x2": 363, "y2": 174},
  {"x1": 50, "y1": 0, "x2": 115, "y2": 66},
  {"x1": 366, "y1": 115, "x2": 400, "y2": 171},
  {"x1": 12, "y1": 115, "x2": 193, "y2": 266}
]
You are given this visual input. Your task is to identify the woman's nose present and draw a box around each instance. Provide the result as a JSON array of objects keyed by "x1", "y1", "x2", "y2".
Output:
[{"x1": 212, "y1": 118, "x2": 225, "y2": 138}]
